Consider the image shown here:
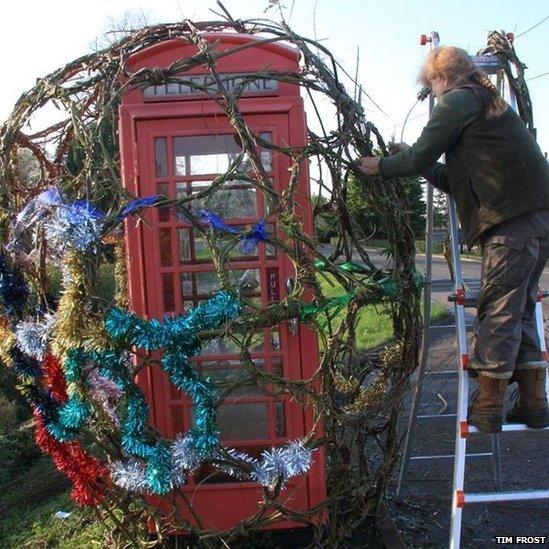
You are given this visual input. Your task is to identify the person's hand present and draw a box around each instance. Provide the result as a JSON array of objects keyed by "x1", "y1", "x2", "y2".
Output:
[
  {"x1": 359, "y1": 156, "x2": 381, "y2": 175},
  {"x1": 388, "y1": 141, "x2": 410, "y2": 154}
]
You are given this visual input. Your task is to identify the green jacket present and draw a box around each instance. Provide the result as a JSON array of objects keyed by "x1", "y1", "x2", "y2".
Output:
[{"x1": 379, "y1": 87, "x2": 549, "y2": 246}]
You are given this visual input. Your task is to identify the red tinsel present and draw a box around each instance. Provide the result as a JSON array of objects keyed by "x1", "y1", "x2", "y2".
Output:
[
  {"x1": 41, "y1": 353, "x2": 68, "y2": 402},
  {"x1": 34, "y1": 354, "x2": 108, "y2": 506}
]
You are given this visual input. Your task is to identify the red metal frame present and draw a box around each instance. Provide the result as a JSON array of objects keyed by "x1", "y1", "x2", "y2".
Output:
[{"x1": 118, "y1": 34, "x2": 326, "y2": 531}]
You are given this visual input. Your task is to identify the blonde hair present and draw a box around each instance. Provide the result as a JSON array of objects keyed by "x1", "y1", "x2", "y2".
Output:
[{"x1": 418, "y1": 46, "x2": 507, "y2": 118}]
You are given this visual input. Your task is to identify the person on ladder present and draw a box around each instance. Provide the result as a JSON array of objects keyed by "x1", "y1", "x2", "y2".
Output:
[{"x1": 359, "y1": 46, "x2": 549, "y2": 433}]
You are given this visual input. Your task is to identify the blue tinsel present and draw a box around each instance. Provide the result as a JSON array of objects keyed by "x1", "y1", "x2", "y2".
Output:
[
  {"x1": 117, "y1": 195, "x2": 162, "y2": 220},
  {"x1": 57, "y1": 396, "x2": 90, "y2": 430},
  {"x1": 198, "y1": 210, "x2": 238, "y2": 234},
  {"x1": 240, "y1": 219, "x2": 271, "y2": 254},
  {"x1": 0, "y1": 252, "x2": 29, "y2": 320},
  {"x1": 198, "y1": 210, "x2": 272, "y2": 255}
]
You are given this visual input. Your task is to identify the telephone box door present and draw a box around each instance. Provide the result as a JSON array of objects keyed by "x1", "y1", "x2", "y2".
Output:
[{"x1": 123, "y1": 100, "x2": 324, "y2": 529}]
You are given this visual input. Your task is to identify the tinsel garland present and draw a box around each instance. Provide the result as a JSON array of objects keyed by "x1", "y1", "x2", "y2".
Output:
[
  {"x1": 34, "y1": 411, "x2": 106, "y2": 506},
  {"x1": 0, "y1": 254, "x2": 107, "y2": 505},
  {"x1": 199, "y1": 210, "x2": 271, "y2": 254},
  {"x1": 1, "y1": 199, "x2": 316, "y2": 498},
  {"x1": 106, "y1": 291, "x2": 243, "y2": 455},
  {"x1": 0, "y1": 252, "x2": 29, "y2": 321}
]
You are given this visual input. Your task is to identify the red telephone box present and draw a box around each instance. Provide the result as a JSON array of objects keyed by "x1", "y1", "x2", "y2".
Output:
[{"x1": 118, "y1": 33, "x2": 325, "y2": 531}]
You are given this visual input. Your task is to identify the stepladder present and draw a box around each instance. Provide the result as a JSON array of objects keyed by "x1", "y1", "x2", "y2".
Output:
[{"x1": 396, "y1": 32, "x2": 549, "y2": 549}]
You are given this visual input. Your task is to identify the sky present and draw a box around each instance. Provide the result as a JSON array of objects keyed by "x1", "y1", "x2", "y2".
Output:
[{"x1": 1, "y1": 0, "x2": 548, "y2": 155}]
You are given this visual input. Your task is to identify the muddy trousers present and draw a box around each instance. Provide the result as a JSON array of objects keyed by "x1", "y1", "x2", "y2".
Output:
[{"x1": 470, "y1": 210, "x2": 549, "y2": 379}]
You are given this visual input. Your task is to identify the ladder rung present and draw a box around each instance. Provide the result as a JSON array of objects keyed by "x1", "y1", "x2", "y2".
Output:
[
  {"x1": 418, "y1": 413, "x2": 457, "y2": 419},
  {"x1": 468, "y1": 423, "x2": 549, "y2": 434},
  {"x1": 410, "y1": 452, "x2": 491, "y2": 461},
  {"x1": 424, "y1": 370, "x2": 458, "y2": 375},
  {"x1": 464, "y1": 490, "x2": 549, "y2": 504},
  {"x1": 428, "y1": 324, "x2": 476, "y2": 330}
]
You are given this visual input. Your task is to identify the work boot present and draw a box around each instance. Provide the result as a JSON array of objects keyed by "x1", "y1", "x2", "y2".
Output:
[
  {"x1": 506, "y1": 369, "x2": 549, "y2": 429},
  {"x1": 468, "y1": 375, "x2": 508, "y2": 433}
]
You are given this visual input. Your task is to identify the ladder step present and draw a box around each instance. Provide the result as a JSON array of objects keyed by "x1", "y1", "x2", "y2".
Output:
[
  {"x1": 428, "y1": 324, "x2": 476, "y2": 330},
  {"x1": 464, "y1": 490, "x2": 549, "y2": 505},
  {"x1": 418, "y1": 413, "x2": 457, "y2": 419},
  {"x1": 468, "y1": 423, "x2": 549, "y2": 434},
  {"x1": 411, "y1": 452, "x2": 491, "y2": 461}
]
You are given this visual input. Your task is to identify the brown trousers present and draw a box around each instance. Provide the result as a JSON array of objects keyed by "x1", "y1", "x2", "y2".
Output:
[{"x1": 470, "y1": 210, "x2": 549, "y2": 379}]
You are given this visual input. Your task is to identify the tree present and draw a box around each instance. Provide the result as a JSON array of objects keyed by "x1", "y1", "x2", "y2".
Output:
[
  {"x1": 312, "y1": 193, "x2": 340, "y2": 243},
  {"x1": 346, "y1": 173, "x2": 426, "y2": 239}
]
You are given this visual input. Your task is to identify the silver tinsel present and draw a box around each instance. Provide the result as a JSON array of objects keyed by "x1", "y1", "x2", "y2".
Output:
[
  {"x1": 212, "y1": 447, "x2": 258, "y2": 480},
  {"x1": 110, "y1": 459, "x2": 148, "y2": 492},
  {"x1": 15, "y1": 314, "x2": 55, "y2": 360},
  {"x1": 110, "y1": 439, "x2": 312, "y2": 494},
  {"x1": 44, "y1": 203, "x2": 104, "y2": 252},
  {"x1": 171, "y1": 435, "x2": 205, "y2": 473},
  {"x1": 251, "y1": 440, "x2": 312, "y2": 489}
]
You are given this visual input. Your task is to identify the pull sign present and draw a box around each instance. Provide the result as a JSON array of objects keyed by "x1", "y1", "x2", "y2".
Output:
[
  {"x1": 143, "y1": 73, "x2": 279, "y2": 101},
  {"x1": 266, "y1": 268, "x2": 280, "y2": 303}
]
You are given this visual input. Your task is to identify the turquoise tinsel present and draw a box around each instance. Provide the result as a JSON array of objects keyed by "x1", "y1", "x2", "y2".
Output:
[
  {"x1": 57, "y1": 396, "x2": 90, "y2": 429},
  {"x1": 106, "y1": 291, "x2": 242, "y2": 458},
  {"x1": 45, "y1": 291, "x2": 243, "y2": 495}
]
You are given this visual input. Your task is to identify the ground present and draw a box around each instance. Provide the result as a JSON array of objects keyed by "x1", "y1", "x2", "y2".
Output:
[{"x1": 386, "y1": 309, "x2": 549, "y2": 548}]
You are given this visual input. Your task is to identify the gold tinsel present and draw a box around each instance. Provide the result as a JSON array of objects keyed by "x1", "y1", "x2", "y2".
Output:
[
  {"x1": 51, "y1": 250, "x2": 109, "y2": 360},
  {"x1": 333, "y1": 341, "x2": 404, "y2": 415},
  {"x1": 0, "y1": 321, "x2": 16, "y2": 367},
  {"x1": 113, "y1": 237, "x2": 130, "y2": 309}
]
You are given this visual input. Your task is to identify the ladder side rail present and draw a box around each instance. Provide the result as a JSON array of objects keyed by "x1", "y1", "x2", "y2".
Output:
[{"x1": 448, "y1": 197, "x2": 470, "y2": 549}]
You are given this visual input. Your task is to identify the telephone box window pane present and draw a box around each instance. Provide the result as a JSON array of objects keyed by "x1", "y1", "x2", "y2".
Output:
[
  {"x1": 155, "y1": 137, "x2": 168, "y2": 177},
  {"x1": 191, "y1": 154, "x2": 231, "y2": 175},
  {"x1": 179, "y1": 229, "x2": 191, "y2": 261},
  {"x1": 193, "y1": 233, "x2": 213, "y2": 261},
  {"x1": 231, "y1": 269, "x2": 261, "y2": 295},
  {"x1": 215, "y1": 187, "x2": 258, "y2": 219},
  {"x1": 157, "y1": 183, "x2": 169, "y2": 222},
  {"x1": 162, "y1": 273, "x2": 175, "y2": 311},
  {"x1": 174, "y1": 155, "x2": 186, "y2": 176},
  {"x1": 173, "y1": 135, "x2": 241, "y2": 176},
  {"x1": 270, "y1": 331, "x2": 281, "y2": 352},
  {"x1": 260, "y1": 132, "x2": 272, "y2": 171},
  {"x1": 159, "y1": 229, "x2": 172, "y2": 267},
  {"x1": 274, "y1": 402, "x2": 286, "y2": 437},
  {"x1": 217, "y1": 402, "x2": 269, "y2": 440},
  {"x1": 202, "y1": 363, "x2": 264, "y2": 397},
  {"x1": 190, "y1": 182, "x2": 257, "y2": 219},
  {"x1": 200, "y1": 333, "x2": 264, "y2": 356},
  {"x1": 272, "y1": 356, "x2": 283, "y2": 376},
  {"x1": 196, "y1": 271, "x2": 220, "y2": 296},
  {"x1": 174, "y1": 182, "x2": 187, "y2": 201},
  {"x1": 266, "y1": 224, "x2": 276, "y2": 257},
  {"x1": 180, "y1": 272, "x2": 193, "y2": 297}
]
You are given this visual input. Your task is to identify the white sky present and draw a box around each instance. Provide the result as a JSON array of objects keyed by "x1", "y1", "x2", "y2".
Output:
[{"x1": 1, "y1": 0, "x2": 548, "y2": 154}]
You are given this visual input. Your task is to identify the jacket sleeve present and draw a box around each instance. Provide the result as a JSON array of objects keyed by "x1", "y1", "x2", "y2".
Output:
[
  {"x1": 421, "y1": 162, "x2": 451, "y2": 193},
  {"x1": 379, "y1": 89, "x2": 480, "y2": 179}
]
